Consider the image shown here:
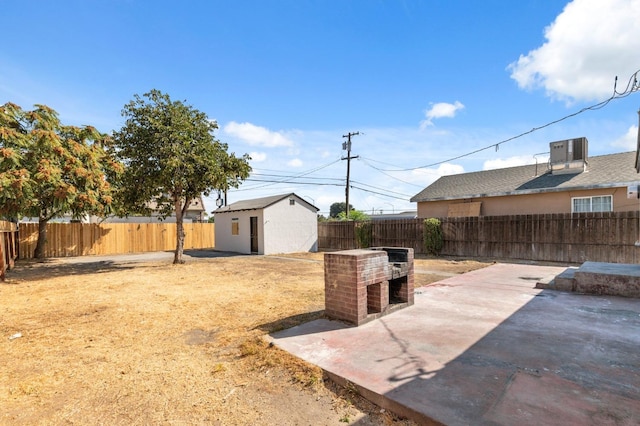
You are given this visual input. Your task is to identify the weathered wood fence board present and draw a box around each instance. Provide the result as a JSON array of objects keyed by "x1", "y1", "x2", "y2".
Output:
[
  {"x1": 18, "y1": 223, "x2": 215, "y2": 259},
  {"x1": 318, "y1": 221, "x2": 357, "y2": 250},
  {"x1": 318, "y1": 212, "x2": 640, "y2": 264},
  {"x1": 0, "y1": 221, "x2": 19, "y2": 281},
  {"x1": 371, "y1": 219, "x2": 424, "y2": 252}
]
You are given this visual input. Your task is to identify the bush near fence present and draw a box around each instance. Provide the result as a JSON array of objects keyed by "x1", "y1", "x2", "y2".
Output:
[
  {"x1": 18, "y1": 222, "x2": 215, "y2": 259},
  {"x1": 318, "y1": 212, "x2": 640, "y2": 264}
]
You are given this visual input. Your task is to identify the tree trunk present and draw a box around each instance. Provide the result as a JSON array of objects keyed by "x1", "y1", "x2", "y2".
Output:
[
  {"x1": 174, "y1": 199, "x2": 185, "y2": 264},
  {"x1": 34, "y1": 219, "x2": 48, "y2": 260}
]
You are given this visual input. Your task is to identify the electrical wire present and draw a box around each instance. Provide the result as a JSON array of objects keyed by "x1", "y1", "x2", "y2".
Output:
[
  {"x1": 233, "y1": 157, "x2": 342, "y2": 191},
  {"x1": 349, "y1": 179, "x2": 413, "y2": 197},
  {"x1": 250, "y1": 172, "x2": 344, "y2": 182},
  {"x1": 359, "y1": 157, "x2": 427, "y2": 188},
  {"x1": 242, "y1": 178, "x2": 343, "y2": 187},
  {"x1": 349, "y1": 184, "x2": 409, "y2": 201},
  {"x1": 374, "y1": 69, "x2": 640, "y2": 172},
  {"x1": 238, "y1": 177, "x2": 413, "y2": 199}
]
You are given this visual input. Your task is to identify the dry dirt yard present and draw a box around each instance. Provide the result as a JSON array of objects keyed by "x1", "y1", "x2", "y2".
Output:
[{"x1": 1, "y1": 251, "x2": 489, "y2": 425}]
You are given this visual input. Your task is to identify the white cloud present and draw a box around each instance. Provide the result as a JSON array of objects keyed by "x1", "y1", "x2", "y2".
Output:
[
  {"x1": 611, "y1": 125, "x2": 638, "y2": 151},
  {"x1": 421, "y1": 101, "x2": 465, "y2": 128},
  {"x1": 409, "y1": 163, "x2": 465, "y2": 186},
  {"x1": 483, "y1": 155, "x2": 538, "y2": 170},
  {"x1": 287, "y1": 158, "x2": 303, "y2": 167},
  {"x1": 223, "y1": 121, "x2": 294, "y2": 147},
  {"x1": 508, "y1": 0, "x2": 640, "y2": 103},
  {"x1": 249, "y1": 152, "x2": 267, "y2": 162}
]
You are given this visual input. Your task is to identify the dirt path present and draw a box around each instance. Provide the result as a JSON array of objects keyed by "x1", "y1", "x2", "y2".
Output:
[{"x1": 1, "y1": 251, "x2": 489, "y2": 425}]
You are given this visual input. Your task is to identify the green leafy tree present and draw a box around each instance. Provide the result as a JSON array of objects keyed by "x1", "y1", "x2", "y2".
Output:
[
  {"x1": 337, "y1": 209, "x2": 369, "y2": 221},
  {"x1": 0, "y1": 103, "x2": 121, "y2": 258},
  {"x1": 329, "y1": 202, "x2": 354, "y2": 218},
  {"x1": 112, "y1": 90, "x2": 251, "y2": 264}
]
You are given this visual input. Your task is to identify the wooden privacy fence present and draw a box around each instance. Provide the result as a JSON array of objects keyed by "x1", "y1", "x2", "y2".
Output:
[
  {"x1": 318, "y1": 212, "x2": 640, "y2": 264},
  {"x1": 0, "y1": 221, "x2": 19, "y2": 281},
  {"x1": 319, "y1": 219, "x2": 424, "y2": 252},
  {"x1": 19, "y1": 222, "x2": 215, "y2": 259}
]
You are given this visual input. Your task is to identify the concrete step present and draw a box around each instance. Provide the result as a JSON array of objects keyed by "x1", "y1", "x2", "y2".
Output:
[
  {"x1": 545, "y1": 262, "x2": 640, "y2": 298},
  {"x1": 553, "y1": 267, "x2": 577, "y2": 292},
  {"x1": 536, "y1": 267, "x2": 576, "y2": 292},
  {"x1": 574, "y1": 261, "x2": 640, "y2": 298}
]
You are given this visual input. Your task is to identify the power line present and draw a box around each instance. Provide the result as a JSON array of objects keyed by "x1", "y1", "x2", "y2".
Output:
[
  {"x1": 238, "y1": 175, "x2": 413, "y2": 199},
  {"x1": 349, "y1": 184, "x2": 408, "y2": 201},
  {"x1": 234, "y1": 158, "x2": 342, "y2": 191},
  {"x1": 359, "y1": 157, "x2": 426, "y2": 188},
  {"x1": 350, "y1": 179, "x2": 413, "y2": 197},
  {"x1": 242, "y1": 178, "x2": 344, "y2": 187},
  {"x1": 375, "y1": 68, "x2": 640, "y2": 172},
  {"x1": 250, "y1": 172, "x2": 344, "y2": 182}
]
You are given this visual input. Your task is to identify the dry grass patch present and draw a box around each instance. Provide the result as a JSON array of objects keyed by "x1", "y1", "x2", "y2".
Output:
[{"x1": 1, "y1": 252, "x2": 488, "y2": 425}]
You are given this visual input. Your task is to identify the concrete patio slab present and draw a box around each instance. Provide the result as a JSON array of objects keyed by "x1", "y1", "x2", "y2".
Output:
[{"x1": 269, "y1": 263, "x2": 640, "y2": 425}]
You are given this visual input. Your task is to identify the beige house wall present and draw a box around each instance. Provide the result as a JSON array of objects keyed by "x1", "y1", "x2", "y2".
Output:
[{"x1": 417, "y1": 186, "x2": 637, "y2": 218}]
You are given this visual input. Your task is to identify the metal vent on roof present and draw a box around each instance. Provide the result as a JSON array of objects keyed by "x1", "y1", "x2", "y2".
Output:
[{"x1": 549, "y1": 137, "x2": 588, "y2": 175}]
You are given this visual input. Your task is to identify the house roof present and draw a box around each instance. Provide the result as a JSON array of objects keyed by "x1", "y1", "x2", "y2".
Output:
[
  {"x1": 370, "y1": 211, "x2": 418, "y2": 220},
  {"x1": 411, "y1": 151, "x2": 638, "y2": 202},
  {"x1": 213, "y1": 193, "x2": 319, "y2": 214},
  {"x1": 134, "y1": 195, "x2": 206, "y2": 214}
]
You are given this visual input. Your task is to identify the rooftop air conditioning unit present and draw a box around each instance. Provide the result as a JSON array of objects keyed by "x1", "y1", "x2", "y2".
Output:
[
  {"x1": 549, "y1": 137, "x2": 588, "y2": 175},
  {"x1": 549, "y1": 137, "x2": 588, "y2": 163},
  {"x1": 550, "y1": 140, "x2": 569, "y2": 163}
]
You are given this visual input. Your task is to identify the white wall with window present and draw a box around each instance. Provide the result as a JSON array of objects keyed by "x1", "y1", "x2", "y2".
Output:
[
  {"x1": 213, "y1": 193, "x2": 318, "y2": 255},
  {"x1": 571, "y1": 195, "x2": 613, "y2": 213}
]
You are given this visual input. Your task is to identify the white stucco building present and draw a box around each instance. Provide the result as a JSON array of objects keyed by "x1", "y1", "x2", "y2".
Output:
[{"x1": 213, "y1": 193, "x2": 319, "y2": 255}]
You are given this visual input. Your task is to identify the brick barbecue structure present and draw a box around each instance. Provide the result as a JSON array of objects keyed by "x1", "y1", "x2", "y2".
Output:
[{"x1": 324, "y1": 247, "x2": 414, "y2": 326}]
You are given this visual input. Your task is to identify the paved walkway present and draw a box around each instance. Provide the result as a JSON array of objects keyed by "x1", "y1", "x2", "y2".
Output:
[{"x1": 270, "y1": 263, "x2": 640, "y2": 425}]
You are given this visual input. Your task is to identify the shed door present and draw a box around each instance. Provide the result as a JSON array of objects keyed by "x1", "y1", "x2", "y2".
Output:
[{"x1": 250, "y1": 216, "x2": 258, "y2": 253}]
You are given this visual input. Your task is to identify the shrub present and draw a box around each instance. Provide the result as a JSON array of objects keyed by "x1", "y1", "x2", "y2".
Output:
[
  {"x1": 423, "y1": 218, "x2": 443, "y2": 255},
  {"x1": 355, "y1": 221, "x2": 372, "y2": 248}
]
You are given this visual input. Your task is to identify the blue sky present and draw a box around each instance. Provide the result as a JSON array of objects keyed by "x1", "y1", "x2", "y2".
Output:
[{"x1": 2, "y1": 0, "x2": 640, "y2": 216}]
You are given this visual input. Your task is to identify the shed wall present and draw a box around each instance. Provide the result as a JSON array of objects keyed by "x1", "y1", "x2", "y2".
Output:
[
  {"x1": 263, "y1": 197, "x2": 318, "y2": 254},
  {"x1": 214, "y1": 210, "x2": 263, "y2": 254}
]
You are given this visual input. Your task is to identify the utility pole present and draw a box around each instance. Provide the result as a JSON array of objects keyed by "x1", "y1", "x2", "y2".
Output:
[{"x1": 342, "y1": 131, "x2": 359, "y2": 219}]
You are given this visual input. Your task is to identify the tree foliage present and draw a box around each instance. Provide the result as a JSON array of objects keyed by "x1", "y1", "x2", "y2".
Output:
[
  {"x1": 329, "y1": 202, "x2": 354, "y2": 218},
  {"x1": 112, "y1": 90, "x2": 251, "y2": 264},
  {"x1": 337, "y1": 209, "x2": 369, "y2": 221},
  {"x1": 0, "y1": 102, "x2": 121, "y2": 258}
]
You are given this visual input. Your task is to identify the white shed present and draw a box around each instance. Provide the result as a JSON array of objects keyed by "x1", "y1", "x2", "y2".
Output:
[{"x1": 213, "y1": 193, "x2": 319, "y2": 255}]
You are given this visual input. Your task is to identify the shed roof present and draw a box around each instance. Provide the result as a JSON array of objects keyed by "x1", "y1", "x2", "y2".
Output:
[
  {"x1": 411, "y1": 151, "x2": 638, "y2": 202},
  {"x1": 213, "y1": 193, "x2": 319, "y2": 214}
]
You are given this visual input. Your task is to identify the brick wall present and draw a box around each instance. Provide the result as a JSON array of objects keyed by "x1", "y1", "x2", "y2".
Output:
[{"x1": 324, "y1": 248, "x2": 414, "y2": 326}]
